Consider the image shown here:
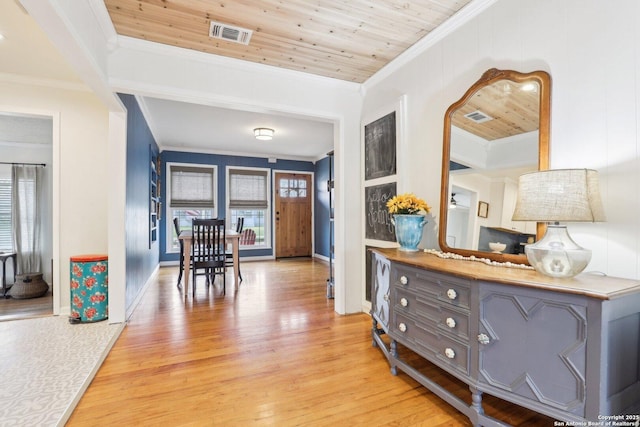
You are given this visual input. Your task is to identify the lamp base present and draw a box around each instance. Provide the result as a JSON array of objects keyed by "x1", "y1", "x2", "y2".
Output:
[{"x1": 524, "y1": 224, "x2": 591, "y2": 278}]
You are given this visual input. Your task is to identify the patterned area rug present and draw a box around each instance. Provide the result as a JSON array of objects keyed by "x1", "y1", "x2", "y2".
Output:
[{"x1": 0, "y1": 316, "x2": 123, "y2": 426}]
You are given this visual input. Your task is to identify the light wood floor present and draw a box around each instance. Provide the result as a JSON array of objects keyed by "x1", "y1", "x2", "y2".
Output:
[
  {"x1": 0, "y1": 290, "x2": 52, "y2": 321},
  {"x1": 67, "y1": 258, "x2": 555, "y2": 426}
]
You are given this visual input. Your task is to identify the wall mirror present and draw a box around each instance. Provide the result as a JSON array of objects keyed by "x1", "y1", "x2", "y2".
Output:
[{"x1": 438, "y1": 68, "x2": 551, "y2": 264}]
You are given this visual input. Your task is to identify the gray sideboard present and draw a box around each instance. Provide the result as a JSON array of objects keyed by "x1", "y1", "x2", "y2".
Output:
[{"x1": 370, "y1": 248, "x2": 640, "y2": 427}]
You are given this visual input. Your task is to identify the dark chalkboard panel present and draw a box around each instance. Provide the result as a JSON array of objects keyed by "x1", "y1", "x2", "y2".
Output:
[
  {"x1": 364, "y1": 112, "x2": 396, "y2": 180},
  {"x1": 365, "y1": 182, "x2": 396, "y2": 242}
]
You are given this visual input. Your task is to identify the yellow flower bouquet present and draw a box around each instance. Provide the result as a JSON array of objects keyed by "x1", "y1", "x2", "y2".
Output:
[{"x1": 387, "y1": 193, "x2": 431, "y2": 215}]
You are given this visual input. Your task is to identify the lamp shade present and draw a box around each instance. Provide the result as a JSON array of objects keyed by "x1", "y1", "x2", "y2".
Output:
[
  {"x1": 254, "y1": 128, "x2": 274, "y2": 140},
  {"x1": 512, "y1": 169, "x2": 605, "y2": 278},
  {"x1": 512, "y1": 169, "x2": 605, "y2": 223}
]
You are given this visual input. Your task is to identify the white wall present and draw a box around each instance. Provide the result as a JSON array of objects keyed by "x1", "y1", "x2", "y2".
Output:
[
  {"x1": 363, "y1": 0, "x2": 640, "y2": 280},
  {"x1": 0, "y1": 81, "x2": 110, "y2": 315}
]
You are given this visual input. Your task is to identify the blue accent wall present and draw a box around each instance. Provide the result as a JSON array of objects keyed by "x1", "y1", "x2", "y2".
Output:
[
  {"x1": 314, "y1": 155, "x2": 331, "y2": 258},
  {"x1": 118, "y1": 93, "x2": 160, "y2": 314},
  {"x1": 159, "y1": 150, "x2": 317, "y2": 262}
]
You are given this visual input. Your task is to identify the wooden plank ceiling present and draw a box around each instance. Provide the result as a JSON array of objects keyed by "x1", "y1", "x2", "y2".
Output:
[
  {"x1": 452, "y1": 79, "x2": 540, "y2": 141},
  {"x1": 104, "y1": 0, "x2": 472, "y2": 83}
]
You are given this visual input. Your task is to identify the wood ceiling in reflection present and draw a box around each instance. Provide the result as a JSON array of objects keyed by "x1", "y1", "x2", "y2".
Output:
[
  {"x1": 452, "y1": 80, "x2": 541, "y2": 141},
  {"x1": 104, "y1": 0, "x2": 472, "y2": 83}
]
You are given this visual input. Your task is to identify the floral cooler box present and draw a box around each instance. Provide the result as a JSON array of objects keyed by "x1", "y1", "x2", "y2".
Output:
[{"x1": 69, "y1": 254, "x2": 108, "y2": 322}]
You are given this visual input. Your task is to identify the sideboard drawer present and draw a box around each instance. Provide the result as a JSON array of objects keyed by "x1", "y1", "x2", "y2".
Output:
[
  {"x1": 392, "y1": 311, "x2": 470, "y2": 376},
  {"x1": 436, "y1": 304, "x2": 470, "y2": 341},
  {"x1": 392, "y1": 264, "x2": 471, "y2": 310},
  {"x1": 394, "y1": 286, "x2": 470, "y2": 340},
  {"x1": 394, "y1": 286, "x2": 438, "y2": 318}
]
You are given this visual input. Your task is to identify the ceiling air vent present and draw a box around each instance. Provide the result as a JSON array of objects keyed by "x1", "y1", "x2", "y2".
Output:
[
  {"x1": 464, "y1": 110, "x2": 493, "y2": 123},
  {"x1": 209, "y1": 21, "x2": 253, "y2": 45}
]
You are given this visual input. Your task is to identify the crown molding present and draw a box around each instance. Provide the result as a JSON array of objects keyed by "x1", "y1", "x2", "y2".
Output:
[
  {"x1": 363, "y1": 0, "x2": 498, "y2": 89},
  {"x1": 159, "y1": 145, "x2": 317, "y2": 163},
  {"x1": 133, "y1": 94, "x2": 163, "y2": 152},
  {"x1": 0, "y1": 72, "x2": 90, "y2": 92},
  {"x1": 0, "y1": 140, "x2": 52, "y2": 148},
  {"x1": 86, "y1": 0, "x2": 119, "y2": 51}
]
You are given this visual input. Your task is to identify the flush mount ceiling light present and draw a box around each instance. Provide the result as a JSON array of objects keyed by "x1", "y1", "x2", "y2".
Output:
[{"x1": 254, "y1": 128, "x2": 274, "y2": 140}]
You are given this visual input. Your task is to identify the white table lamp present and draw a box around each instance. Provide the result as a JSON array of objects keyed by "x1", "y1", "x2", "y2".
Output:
[{"x1": 512, "y1": 169, "x2": 605, "y2": 278}]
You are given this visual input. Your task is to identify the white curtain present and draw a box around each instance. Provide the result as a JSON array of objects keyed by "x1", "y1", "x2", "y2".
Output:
[{"x1": 11, "y1": 165, "x2": 43, "y2": 274}]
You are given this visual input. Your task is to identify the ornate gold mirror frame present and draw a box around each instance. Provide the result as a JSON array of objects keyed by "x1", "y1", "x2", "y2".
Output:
[{"x1": 438, "y1": 68, "x2": 551, "y2": 264}]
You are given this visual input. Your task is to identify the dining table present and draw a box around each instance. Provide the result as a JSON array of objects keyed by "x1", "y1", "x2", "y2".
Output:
[{"x1": 178, "y1": 229, "x2": 241, "y2": 294}]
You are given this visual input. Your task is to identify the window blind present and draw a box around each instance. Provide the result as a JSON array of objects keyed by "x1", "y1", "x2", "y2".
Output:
[
  {"x1": 0, "y1": 178, "x2": 11, "y2": 250},
  {"x1": 229, "y1": 169, "x2": 268, "y2": 209},
  {"x1": 169, "y1": 165, "x2": 215, "y2": 208}
]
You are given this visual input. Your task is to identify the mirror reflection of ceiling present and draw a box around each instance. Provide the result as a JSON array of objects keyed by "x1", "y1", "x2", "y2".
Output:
[
  {"x1": 450, "y1": 79, "x2": 540, "y2": 176},
  {"x1": 451, "y1": 80, "x2": 540, "y2": 141}
]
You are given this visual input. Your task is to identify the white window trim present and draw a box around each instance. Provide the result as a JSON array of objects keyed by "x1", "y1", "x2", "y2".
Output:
[
  {"x1": 165, "y1": 162, "x2": 217, "y2": 254},
  {"x1": 226, "y1": 165, "x2": 271, "y2": 250}
]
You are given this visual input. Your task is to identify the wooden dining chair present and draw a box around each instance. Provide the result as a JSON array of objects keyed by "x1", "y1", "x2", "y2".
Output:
[
  {"x1": 173, "y1": 218, "x2": 184, "y2": 287},
  {"x1": 225, "y1": 217, "x2": 244, "y2": 282},
  {"x1": 191, "y1": 218, "x2": 226, "y2": 296}
]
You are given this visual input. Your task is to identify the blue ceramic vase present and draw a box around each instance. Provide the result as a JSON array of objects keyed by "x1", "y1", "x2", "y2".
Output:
[{"x1": 392, "y1": 214, "x2": 427, "y2": 252}]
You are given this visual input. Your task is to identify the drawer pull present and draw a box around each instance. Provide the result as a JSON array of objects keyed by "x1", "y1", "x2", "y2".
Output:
[
  {"x1": 400, "y1": 275, "x2": 408, "y2": 285},
  {"x1": 400, "y1": 297, "x2": 408, "y2": 307},
  {"x1": 444, "y1": 348, "x2": 455, "y2": 359},
  {"x1": 398, "y1": 322, "x2": 407, "y2": 332},
  {"x1": 445, "y1": 317, "x2": 456, "y2": 328},
  {"x1": 446, "y1": 288, "x2": 458, "y2": 300},
  {"x1": 477, "y1": 333, "x2": 491, "y2": 345}
]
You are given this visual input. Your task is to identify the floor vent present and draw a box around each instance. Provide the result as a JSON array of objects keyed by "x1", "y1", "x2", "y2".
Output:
[
  {"x1": 464, "y1": 110, "x2": 493, "y2": 123},
  {"x1": 209, "y1": 21, "x2": 253, "y2": 45}
]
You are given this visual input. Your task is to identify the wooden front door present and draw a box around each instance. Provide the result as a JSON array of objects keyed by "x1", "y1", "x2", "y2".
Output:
[{"x1": 275, "y1": 172, "x2": 312, "y2": 258}]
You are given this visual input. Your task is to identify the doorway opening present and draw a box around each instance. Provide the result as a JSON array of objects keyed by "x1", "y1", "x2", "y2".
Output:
[
  {"x1": 446, "y1": 185, "x2": 477, "y2": 250},
  {"x1": 0, "y1": 112, "x2": 54, "y2": 321}
]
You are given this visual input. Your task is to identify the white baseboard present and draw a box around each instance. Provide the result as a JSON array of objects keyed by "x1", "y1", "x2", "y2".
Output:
[
  {"x1": 125, "y1": 264, "x2": 159, "y2": 321},
  {"x1": 313, "y1": 253, "x2": 330, "y2": 263}
]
